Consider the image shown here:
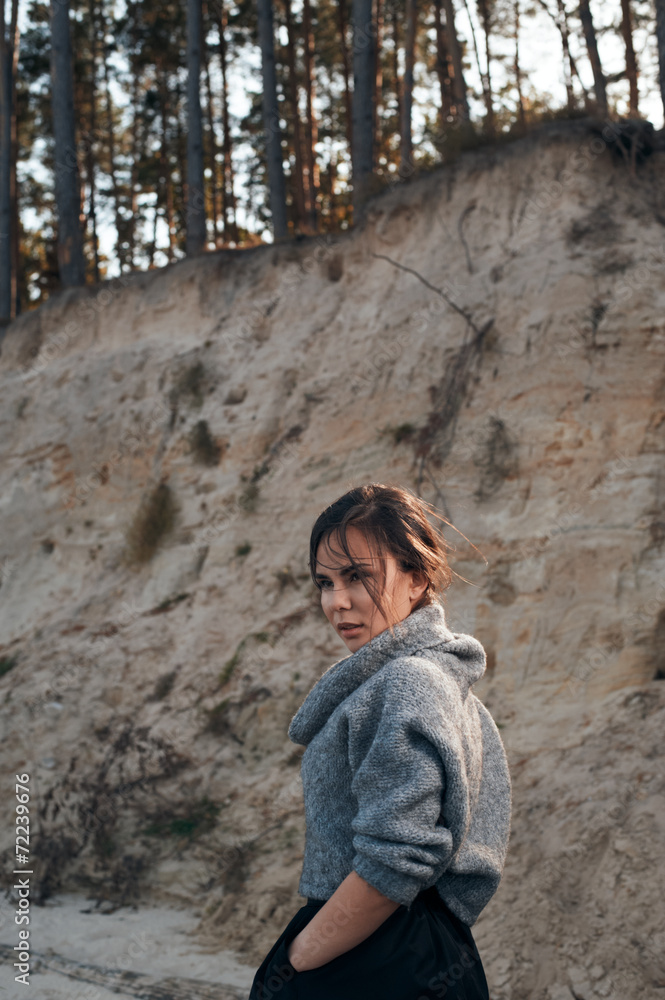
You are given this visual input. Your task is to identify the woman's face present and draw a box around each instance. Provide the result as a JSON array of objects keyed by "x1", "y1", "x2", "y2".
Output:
[{"x1": 314, "y1": 525, "x2": 427, "y2": 652}]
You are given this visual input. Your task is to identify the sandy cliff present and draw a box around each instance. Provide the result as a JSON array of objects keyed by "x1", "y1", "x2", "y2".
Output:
[{"x1": 1, "y1": 118, "x2": 664, "y2": 1000}]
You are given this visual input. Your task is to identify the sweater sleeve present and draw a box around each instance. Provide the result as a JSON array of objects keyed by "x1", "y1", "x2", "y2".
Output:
[{"x1": 348, "y1": 665, "x2": 457, "y2": 908}]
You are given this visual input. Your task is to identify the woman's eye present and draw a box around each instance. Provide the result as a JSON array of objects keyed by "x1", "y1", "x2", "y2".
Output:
[{"x1": 318, "y1": 571, "x2": 366, "y2": 589}]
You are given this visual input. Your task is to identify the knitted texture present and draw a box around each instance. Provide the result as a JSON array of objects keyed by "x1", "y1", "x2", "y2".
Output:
[{"x1": 287, "y1": 601, "x2": 512, "y2": 926}]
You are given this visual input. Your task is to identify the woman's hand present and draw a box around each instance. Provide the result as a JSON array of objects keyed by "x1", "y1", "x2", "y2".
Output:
[
  {"x1": 284, "y1": 871, "x2": 401, "y2": 972},
  {"x1": 286, "y1": 935, "x2": 306, "y2": 971},
  {"x1": 287, "y1": 929, "x2": 328, "y2": 972}
]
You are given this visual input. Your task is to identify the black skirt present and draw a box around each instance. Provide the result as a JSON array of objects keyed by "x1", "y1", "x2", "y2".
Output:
[{"x1": 248, "y1": 885, "x2": 490, "y2": 1000}]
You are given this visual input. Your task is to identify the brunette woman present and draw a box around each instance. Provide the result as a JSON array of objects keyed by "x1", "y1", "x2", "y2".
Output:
[{"x1": 249, "y1": 483, "x2": 512, "y2": 1000}]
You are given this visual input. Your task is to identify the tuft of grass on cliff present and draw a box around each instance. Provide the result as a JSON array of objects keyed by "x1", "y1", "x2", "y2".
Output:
[{"x1": 123, "y1": 482, "x2": 179, "y2": 565}]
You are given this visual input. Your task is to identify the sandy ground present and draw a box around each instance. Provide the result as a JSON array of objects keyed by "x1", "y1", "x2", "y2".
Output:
[{"x1": 0, "y1": 892, "x2": 256, "y2": 999}]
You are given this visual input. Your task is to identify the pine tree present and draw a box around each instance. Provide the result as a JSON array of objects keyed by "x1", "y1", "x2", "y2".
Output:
[
  {"x1": 187, "y1": 0, "x2": 207, "y2": 254},
  {"x1": 442, "y1": 0, "x2": 469, "y2": 121},
  {"x1": 579, "y1": 0, "x2": 607, "y2": 116},
  {"x1": 657, "y1": 0, "x2": 665, "y2": 119},
  {"x1": 351, "y1": 0, "x2": 374, "y2": 219},
  {"x1": 257, "y1": 0, "x2": 288, "y2": 238},
  {"x1": 619, "y1": 0, "x2": 638, "y2": 114},
  {"x1": 476, "y1": 0, "x2": 496, "y2": 136},
  {"x1": 337, "y1": 0, "x2": 353, "y2": 149},
  {"x1": 9, "y1": 0, "x2": 19, "y2": 319},
  {"x1": 512, "y1": 0, "x2": 526, "y2": 131},
  {"x1": 400, "y1": 0, "x2": 417, "y2": 176},
  {"x1": 215, "y1": 1, "x2": 239, "y2": 243},
  {"x1": 4, "y1": 0, "x2": 664, "y2": 303},
  {"x1": 282, "y1": 0, "x2": 308, "y2": 232},
  {"x1": 50, "y1": 0, "x2": 86, "y2": 286},
  {"x1": 534, "y1": 0, "x2": 582, "y2": 113},
  {"x1": 15, "y1": 7, "x2": 60, "y2": 307},
  {"x1": 302, "y1": 0, "x2": 319, "y2": 230},
  {"x1": 98, "y1": 0, "x2": 124, "y2": 270},
  {"x1": 0, "y1": 0, "x2": 12, "y2": 328}
]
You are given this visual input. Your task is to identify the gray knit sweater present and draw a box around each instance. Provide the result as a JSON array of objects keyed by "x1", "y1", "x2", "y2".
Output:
[{"x1": 287, "y1": 600, "x2": 512, "y2": 927}]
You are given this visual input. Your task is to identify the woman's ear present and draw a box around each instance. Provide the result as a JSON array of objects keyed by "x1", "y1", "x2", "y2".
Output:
[{"x1": 408, "y1": 569, "x2": 428, "y2": 604}]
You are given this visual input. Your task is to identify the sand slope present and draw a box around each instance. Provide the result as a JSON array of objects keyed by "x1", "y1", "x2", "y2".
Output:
[{"x1": 1, "y1": 119, "x2": 664, "y2": 999}]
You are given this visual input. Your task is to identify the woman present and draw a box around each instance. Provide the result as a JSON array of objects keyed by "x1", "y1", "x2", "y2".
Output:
[{"x1": 249, "y1": 483, "x2": 512, "y2": 1000}]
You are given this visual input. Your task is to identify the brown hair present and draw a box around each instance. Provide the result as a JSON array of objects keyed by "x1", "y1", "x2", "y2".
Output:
[{"x1": 309, "y1": 483, "x2": 473, "y2": 630}]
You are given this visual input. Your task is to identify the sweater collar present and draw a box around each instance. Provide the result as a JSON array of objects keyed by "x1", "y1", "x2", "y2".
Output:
[{"x1": 288, "y1": 600, "x2": 481, "y2": 746}]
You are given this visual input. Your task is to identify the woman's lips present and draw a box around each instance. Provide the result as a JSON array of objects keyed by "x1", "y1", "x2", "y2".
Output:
[{"x1": 338, "y1": 623, "x2": 363, "y2": 635}]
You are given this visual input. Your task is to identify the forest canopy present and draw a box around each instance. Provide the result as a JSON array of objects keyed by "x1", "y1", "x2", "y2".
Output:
[{"x1": 0, "y1": 0, "x2": 663, "y2": 325}]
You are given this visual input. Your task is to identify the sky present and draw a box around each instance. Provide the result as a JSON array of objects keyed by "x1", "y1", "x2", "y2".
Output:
[{"x1": 16, "y1": 0, "x2": 665, "y2": 286}]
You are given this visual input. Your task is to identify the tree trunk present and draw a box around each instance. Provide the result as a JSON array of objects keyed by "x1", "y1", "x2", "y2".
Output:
[
  {"x1": 433, "y1": 0, "x2": 452, "y2": 124},
  {"x1": 302, "y1": 0, "x2": 319, "y2": 230},
  {"x1": 202, "y1": 19, "x2": 221, "y2": 247},
  {"x1": 159, "y1": 70, "x2": 176, "y2": 262},
  {"x1": 619, "y1": 0, "x2": 638, "y2": 115},
  {"x1": 50, "y1": 0, "x2": 86, "y2": 287},
  {"x1": 400, "y1": 0, "x2": 416, "y2": 177},
  {"x1": 442, "y1": 0, "x2": 469, "y2": 120},
  {"x1": 175, "y1": 78, "x2": 188, "y2": 247},
  {"x1": 337, "y1": 0, "x2": 353, "y2": 150},
  {"x1": 217, "y1": 2, "x2": 238, "y2": 243},
  {"x1": 373, "y1": 0, "x2": 383, "y2": 157},
  {"x1": 148, "y1": 199, "x2": 157, "y2": 268},
  {"x1": 0, "y1": 0, "x2": 12, "y2": 327},
  {"x1": 513, "y1": 0, "x2": 526, "y2": 130},
  {"x1": 657, "y1": 0, "x2": 665, "y2": 122},
  {"x1": 557, "y1": 0, "x2": 589, "y2": 108},
  {"x1": 99, "y1": 0, "x2": 124, "y2": 271},
  {"x1": 9, "y1": 0, "x2": 19, "y2": 318},
  {"x1": 127, "y1": 58, "x2": 141, "y2": 270},
  {"x1": 579, "y1": 0, "x2": 607, "y2": 117},
  {"x1": 125, "y1": 2, "x2": 142, "y2": 270},
  {"x1": 87, "y1": 0, "x2": 100, "y2": 283},
  {"x1": 535, "y1": 0, "x2": 573, "y2": 110},
  {"x1": 186, "y1": 0, "x2": 207, "y2": 255},
  {"x1": 461, "y1": 0, "x2": 489, "y2": 125},
  {"x1": 257, "y1": 0, "x2": 288, "y2": 240},
  {"x1": 476, "y1": 0, "x2": 495, "y2": 136},
  {"x1": 283, "y1": 0, "x2": 307, "y2": 231},
  {"x1": 327, "y1": 139, "x2": 338, "y2": 223},
  {"x1": 351, "y1": 0, "x2": 374, "y2": 220},
  {"x1": 391, "y1": 1, "x2": 401, "y2": 129}
]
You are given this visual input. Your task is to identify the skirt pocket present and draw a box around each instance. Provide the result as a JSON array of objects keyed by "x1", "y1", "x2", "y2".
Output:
[
  {"x1": 249, "y1": 904, "x2": 315, "y2": 1000},
  {"x1": 291, "y1": 898, "x2": 407, "y2": 998},
  {"x1": 290, "y1": 891, "x2": 489, "y2": 1000},
  {"x1": 250, "y1": 890, "x2": 489, "y2": 1000}
]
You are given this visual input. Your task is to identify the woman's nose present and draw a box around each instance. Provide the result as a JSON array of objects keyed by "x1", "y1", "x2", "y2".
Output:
[{"x1": 330, "y1": 582, "x2": 352, "y2": 609}]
